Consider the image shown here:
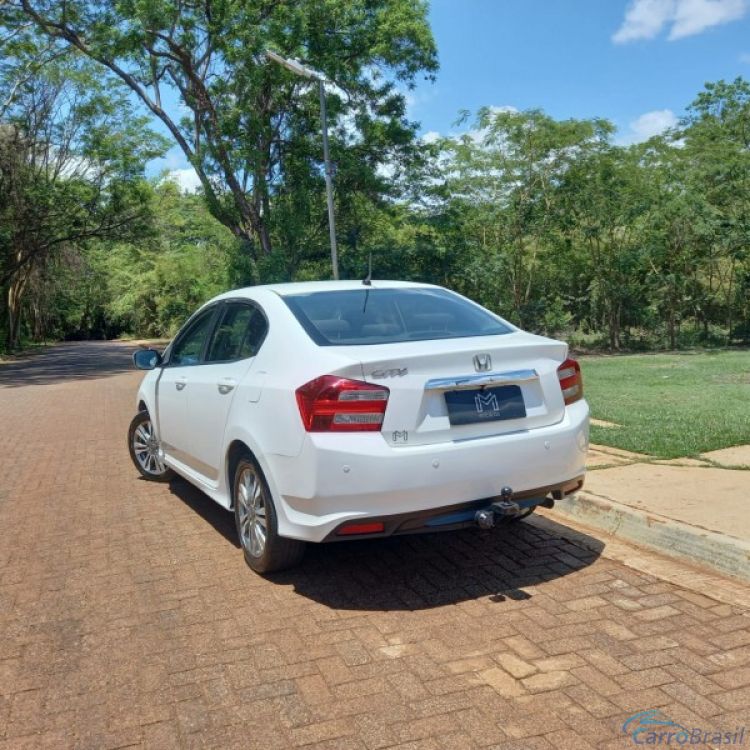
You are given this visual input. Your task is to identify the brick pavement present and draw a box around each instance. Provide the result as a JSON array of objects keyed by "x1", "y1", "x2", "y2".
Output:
[{"x1": 1, "y1": 341, "x2": 749, "y2": 749}]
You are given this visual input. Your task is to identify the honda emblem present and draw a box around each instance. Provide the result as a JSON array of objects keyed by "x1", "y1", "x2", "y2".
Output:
[{"x1": 473, "y1": 353, "x2": 492, "y2": 372}]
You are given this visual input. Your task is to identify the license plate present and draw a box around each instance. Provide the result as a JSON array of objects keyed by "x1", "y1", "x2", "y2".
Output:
[{"x1": 444, "y1": 385, "x2": 526, "y2": 426}]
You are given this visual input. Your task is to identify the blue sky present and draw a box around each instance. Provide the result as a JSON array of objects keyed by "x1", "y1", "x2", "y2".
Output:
[
  {"x1": 154, "y1": 0, "x2": 750, "y2": 188},
  {"x1": 411, "y1": 0, "x2": 750, "y2": 142}
]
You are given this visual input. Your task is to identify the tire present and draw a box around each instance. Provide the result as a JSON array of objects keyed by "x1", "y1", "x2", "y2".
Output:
[
  {"x1": 233, "y1": 455, "x2": 306, "y2": 573},
  {"x1": 128, "y1": 411, "x2": 175, "y2": 482}
]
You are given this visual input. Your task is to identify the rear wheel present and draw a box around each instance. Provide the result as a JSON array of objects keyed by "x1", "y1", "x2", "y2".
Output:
[
  {"x1": 233, "y1": 456, "x2": 306, "y2": 573},
  {"x1": 128, "y1": 411, "x2": 174, "y2": 482}
]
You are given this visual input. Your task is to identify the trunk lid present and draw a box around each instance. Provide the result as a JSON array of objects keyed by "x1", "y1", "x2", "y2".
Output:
[{"x1": 346, "y1": 332, "x2": 568, "y2": 447}]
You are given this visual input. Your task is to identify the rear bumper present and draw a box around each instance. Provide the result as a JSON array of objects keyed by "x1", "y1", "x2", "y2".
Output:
[
  {"x1": 321, "y1": 475, "x2": 584, "y2": 541},
  {"x1": 267, "y1": 399, "x2": 589, "y2": 543}
]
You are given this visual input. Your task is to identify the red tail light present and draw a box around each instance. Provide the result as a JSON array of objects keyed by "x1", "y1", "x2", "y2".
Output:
[
  {"x1": 296, "y1": 375, "x2": 389, "y2": 432},
  {"x1": 337, "y1": 522, "x2": 385, "y2": 536},
  {"x1": 557, "y1": 358, "x2": 583, "y2": 405}
]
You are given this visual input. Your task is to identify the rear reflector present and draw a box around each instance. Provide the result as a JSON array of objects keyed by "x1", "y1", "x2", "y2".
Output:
[
  {"x1": 337, "y1": 522, "x2": 385, "y2": 536},
  {"x1": 296, "y1": 375, "x2": 389, "y2": 432},
  {"x1": 557, "y1": 357, "x2": 583, "y2": 405}
]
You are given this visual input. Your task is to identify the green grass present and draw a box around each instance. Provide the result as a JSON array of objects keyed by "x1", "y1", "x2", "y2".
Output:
[{"x1": 581, "y1": 350, "x2": 750, "y2": 458}]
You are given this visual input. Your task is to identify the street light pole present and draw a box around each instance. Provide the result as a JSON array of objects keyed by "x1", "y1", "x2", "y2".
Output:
[
  {"x1": 318, "y1": 80, "x2": 339, "y2": 281},
  {"x1": 265, "y1": 51, "x2": 339, "y2": 280}
]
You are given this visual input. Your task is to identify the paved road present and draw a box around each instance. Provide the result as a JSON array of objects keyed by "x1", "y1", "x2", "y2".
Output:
[{"x1": 1, "y1": 341, "x2": 748, "y2": 749}]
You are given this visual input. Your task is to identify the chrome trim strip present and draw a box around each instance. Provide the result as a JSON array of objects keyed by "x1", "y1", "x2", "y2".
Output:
[{"x1": 425, "y1": 368, "x2": 538, "y2": 391}]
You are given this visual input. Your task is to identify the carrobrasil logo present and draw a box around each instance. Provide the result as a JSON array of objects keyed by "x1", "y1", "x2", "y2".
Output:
[{"x1": 623, "y1": 710, "x2": 747, "y2": 745}]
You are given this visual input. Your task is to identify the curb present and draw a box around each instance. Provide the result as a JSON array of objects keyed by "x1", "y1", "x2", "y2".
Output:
[{"x1": 548, "y1": 490, "x2": 750, "y2": 584}]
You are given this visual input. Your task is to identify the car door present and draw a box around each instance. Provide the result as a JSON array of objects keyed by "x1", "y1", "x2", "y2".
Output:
[
  {"x1": 185, "y1": 300, "x2": 269, "y2": 483},
  {"x1": 157, "y1": 305, "x2": 220, "y2": 467}
]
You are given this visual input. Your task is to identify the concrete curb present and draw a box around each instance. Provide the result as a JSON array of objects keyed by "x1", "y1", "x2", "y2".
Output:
[
  {"x1": 549, "y1": 490, "x2": 750, "y2": 584},
  {"x1": 530, "y1": 511, "x2": 750, "y2": 609}
]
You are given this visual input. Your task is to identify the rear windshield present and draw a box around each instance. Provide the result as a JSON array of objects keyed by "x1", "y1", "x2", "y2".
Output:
[{"x1": 283, "y1": 288, "x2": 512, "y2": 346}]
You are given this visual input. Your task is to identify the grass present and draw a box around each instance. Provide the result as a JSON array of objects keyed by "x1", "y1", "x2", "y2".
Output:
[
  {"x1": 580, "y1": 350, "x2": 750, "y2": 459},
  {"x1": 0, "y1": 340, "x2": 51, "y2": 362}
]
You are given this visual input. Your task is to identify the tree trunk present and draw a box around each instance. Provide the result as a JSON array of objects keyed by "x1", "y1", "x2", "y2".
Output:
[
  {"x1": 608, "y1": 302, "x2": 622, "y2": 351},
  {"x1": 6, "y1": 278, "x2": 24, "y2": 351},
  {"x1": 726, "y1": 260, "x2": 735, "y2": 344},
  {"x1": 668, "y1": 306, "x2": 676, "y2": 350},
  {"x1": 257, "y1": 221, "x2": 273, "y2": 257}
]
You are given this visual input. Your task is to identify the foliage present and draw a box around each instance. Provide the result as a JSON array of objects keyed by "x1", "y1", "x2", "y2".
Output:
[
  {"x1": 0, "y1": 41, "x2": 168, "y2": 349},
  {"x1": 93, "y1": 182, "x2": 248, "y2": 337},
  {"x1": 5, "y1": 0, "x2": 438, "y2": 262},
  {"x1": 1, "y1": 0, "x2": 749, "y2": 356}
]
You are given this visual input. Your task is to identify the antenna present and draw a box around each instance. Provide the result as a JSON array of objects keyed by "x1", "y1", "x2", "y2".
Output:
[{"x1": 362, "y1": 252, "x2": 372, "y2": 286}]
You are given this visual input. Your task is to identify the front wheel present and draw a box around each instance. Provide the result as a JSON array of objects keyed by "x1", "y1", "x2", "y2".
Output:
[
  {"x1": 233, "y1": 456, "x2": 305, "y2": 573},
  {"x1": 128, "y1": 411, "x2": 174, "y2": 482}
]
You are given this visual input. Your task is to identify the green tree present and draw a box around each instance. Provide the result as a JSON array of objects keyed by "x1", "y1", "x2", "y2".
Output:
[
  {"x1": 6, "y1": 0, "x2": 438, "y2": 266},
  {"x1": 556, "y1": 143, "x2": 651, "y2": 349},
  {"x1": 437, "y1": 108, "x2": 612, "y2": 329},
  {"x1": 0, "y1": 44, "x2": 168, "y2": 349},
  {"x1": 680, "y1": 78, "x2": 750, "y2": 342}
]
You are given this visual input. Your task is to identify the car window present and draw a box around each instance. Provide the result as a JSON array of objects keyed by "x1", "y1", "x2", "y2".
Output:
[
  {"x1": 170, "y1": 308, "x2": 216, "y2": 366},
  {"x1": 241, "y1": 307, "x2": 269, "y2": 358},
  {"x1": 206, "y1": 303, "x2": 268, "y2": 362},
  {"x1": 283, "y1": 288, "x2": 512, "y2": 346}
]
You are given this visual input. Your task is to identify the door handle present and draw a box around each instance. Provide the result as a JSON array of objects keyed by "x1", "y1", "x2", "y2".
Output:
[
  {"x1": 217, "y1": 378, "x2": 236, "y2": 395},
  {"x1": 175, "y1": 377, "x2": 187, "y2": 391}
]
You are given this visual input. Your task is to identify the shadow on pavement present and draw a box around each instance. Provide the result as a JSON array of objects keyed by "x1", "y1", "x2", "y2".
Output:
[
  {"x1": 168, "y1": 477, "x2": 241, "y2": 549},
  {"x1": 0, "y1": 341, "x2": 145, "y2": 387},
  {"x1": 275, "y1": 519, "x2": 603, "y2": 611},
  {"x1": 169, "y1": 476, "x2": 603, "y2": 611}
]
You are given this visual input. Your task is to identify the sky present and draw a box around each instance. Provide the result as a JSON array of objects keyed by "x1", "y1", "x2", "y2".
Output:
[{"x1": 154, "y1": 0, "x2": 750, "y2": 190}]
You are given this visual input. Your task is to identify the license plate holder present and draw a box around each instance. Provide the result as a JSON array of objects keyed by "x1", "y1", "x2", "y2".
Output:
[{"x1": 444, "y1": 385, "x2": 526, "y2": 426}]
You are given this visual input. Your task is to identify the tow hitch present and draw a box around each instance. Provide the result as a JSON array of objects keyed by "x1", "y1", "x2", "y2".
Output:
[{"x1": 474, "y1": 486, "x2": 554, "y2": 528}]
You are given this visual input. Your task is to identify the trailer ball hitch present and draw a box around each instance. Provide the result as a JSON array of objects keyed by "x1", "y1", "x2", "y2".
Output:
[
  {"x1": 491, "y1": 486, "x2": 521, "y2": 516},
  {"x1": 474, "y1": 486, "x2": 522, "y2": 528}
]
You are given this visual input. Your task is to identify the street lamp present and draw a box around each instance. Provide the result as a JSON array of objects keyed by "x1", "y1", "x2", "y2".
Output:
[{"x1": 266, "y1": 50, "x2": 339, "y2": 281}]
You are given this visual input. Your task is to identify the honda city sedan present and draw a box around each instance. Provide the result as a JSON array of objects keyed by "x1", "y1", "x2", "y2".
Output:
[{"x1": 129, "y1": 281, "x2": 588, "y2": 572}]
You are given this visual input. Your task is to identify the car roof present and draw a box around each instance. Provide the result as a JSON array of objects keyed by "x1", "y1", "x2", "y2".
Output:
[{"x1": 213, "y1": 279, "x2": 439, "y2": 301}]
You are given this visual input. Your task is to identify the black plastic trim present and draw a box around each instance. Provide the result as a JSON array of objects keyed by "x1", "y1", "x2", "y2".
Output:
[{"x1": 321, "y1": 475, "x2": 585, "y2": 542}]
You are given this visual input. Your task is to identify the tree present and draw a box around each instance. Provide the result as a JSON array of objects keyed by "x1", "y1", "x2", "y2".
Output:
[
  {"x1": 6, "y1": 0, "x2": 438, "y2": 266},
  {"x1": 0, "y1": 45, "x2": 168, "y2": 349},
  {"x1": 437, "y1": 108, "x2": 612, "y2": 328},
  {"x1": 680, "y1": 78, "x2": 750, "y2": 342},
  {"x1": 556, "y1": 143, "x2": 652, "y2": 349}
]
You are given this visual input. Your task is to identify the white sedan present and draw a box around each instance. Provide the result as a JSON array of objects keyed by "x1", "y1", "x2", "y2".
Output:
[{"x1": 129, "y1": 281, "x2": 589, "y2": 572}]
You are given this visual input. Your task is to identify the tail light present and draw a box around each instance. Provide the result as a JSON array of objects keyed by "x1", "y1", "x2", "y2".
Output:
[
  {"x1": 557, "y1": 358, "x2": 583, "y2": 405},
  {"x1": 296, "y1": 375, "x2": 389, "y2": 432}
]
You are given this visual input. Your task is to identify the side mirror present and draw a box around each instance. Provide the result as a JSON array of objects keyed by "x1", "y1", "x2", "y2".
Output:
[{"x1": 133, "y1": 348, "x2": 163, "y2": 370}]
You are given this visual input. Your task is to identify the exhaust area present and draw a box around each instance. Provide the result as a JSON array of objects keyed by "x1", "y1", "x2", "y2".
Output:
[{"x1": 473, "y1": 486, "x2": 556, "y2": 527}]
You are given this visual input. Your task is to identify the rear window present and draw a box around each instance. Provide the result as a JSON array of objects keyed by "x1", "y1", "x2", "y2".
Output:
[{"x1": 283, "y1": 288, "x2": 512, "y2": 346}]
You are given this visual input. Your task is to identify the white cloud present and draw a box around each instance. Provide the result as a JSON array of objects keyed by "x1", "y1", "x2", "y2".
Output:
[
  {"x1": 613, "y1": 0, "x2": 747, "y2": 43},
  {"x1": 164, "y1": 167, "x2": 202, "y2": 193},
  {"x1": 739, "y1": 51, "x2": 750, "y2": 62},
  {"x1": 613, "y1": 0, "x2": 674, "y2": 41},
  {"x1": 421, "y1": 130, "x2": 441, "y2": 144},
  {"x1": 671, "y1": 0, "x2": 746, "y2": 37},
  {"x1": 485, "y1": 105, "x2": 519, "y2": 116},
  {"x1": 619, "y1": 109, "x2": 678, "y2": 143}
]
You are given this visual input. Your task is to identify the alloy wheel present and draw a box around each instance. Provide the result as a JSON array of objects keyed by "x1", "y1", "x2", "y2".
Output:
[
  {"x1": 132, "y1": 418, "x2": 167, "y2": 476},
  {"x1": 237, "y1": 466, "x2": 267, "y2": 557}
]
